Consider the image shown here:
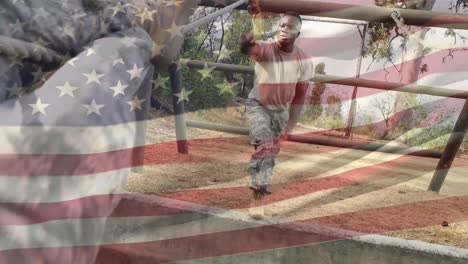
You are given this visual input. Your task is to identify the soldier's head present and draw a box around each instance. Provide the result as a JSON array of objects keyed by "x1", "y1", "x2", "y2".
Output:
[{"x1": 276, "y1": 12, "x2": 302, "y2": 46}]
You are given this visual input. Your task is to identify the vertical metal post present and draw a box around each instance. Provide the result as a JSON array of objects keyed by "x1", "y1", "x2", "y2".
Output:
[
  {"x1": 169, "y1": 61, "x2": 189, "y2": 154},
  {"x1": 428, "y1": 98, "x2": 468, "y2": 192},
  {"x1": 345, "y1": 24, "x2": 367, "y2": 140}
]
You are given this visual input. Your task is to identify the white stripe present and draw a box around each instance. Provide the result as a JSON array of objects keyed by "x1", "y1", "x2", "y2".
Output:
[
  {"x1": 0, "y1": 169, "x2": 131, "y2": 203},
  {"x1": 0, "y1": 210, "x2": 263, "y2": 250},
  {"x1": 0, "y1": 194, "x2": 362, "y2": 251},
  {"x1": 197, "y1": 144, "x2": 412, "y2": 190},
  {"x1": 0, "y1": 121, "x2": 147, "y2": 155}
]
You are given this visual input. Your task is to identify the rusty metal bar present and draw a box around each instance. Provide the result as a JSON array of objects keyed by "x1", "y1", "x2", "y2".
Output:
[
  {"x1": 301, "y1": 15, "x2": 367, "y2": 26},
  {"x1": 253, "y1": 0, "x2": 468, "y2": 30},
  {"x1": 345, "y1": 24, "x2": 367, "y2": 139},
  {"x1": 187, "y1": 119, "x2": 250, "y2": 135},
  {"x1": 169, "y1": 61, "x2": 189, "y2": 154},
  {"x1": 186, "y1": 119, "x2": 442, "y2": 158},
  {"x1": 183, "y1": 0, "x2": 248, "y2": 34},
  {"x1": 288, "y1": 134, "x2": 442, "y2": 159},
  {"x1": 317, "y1": 75, "x2": 468, "y2": 99},
  {"x1": 186, "y1": 59, "x2": 254, "y2": 74},
  {"x1": 186, "y1": 60, "x2": 468, "y2": 99},
  {"x1": 199, "y1": 0, "x2": 248, "y2": 9},
  {"x1": 428, "y1": 99, "x2": 468, "y2": 192}
]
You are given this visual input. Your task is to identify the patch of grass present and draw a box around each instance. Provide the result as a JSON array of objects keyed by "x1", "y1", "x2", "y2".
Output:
[{"x1": 186, "y1": 106, "x2": 248, "y2": 127}]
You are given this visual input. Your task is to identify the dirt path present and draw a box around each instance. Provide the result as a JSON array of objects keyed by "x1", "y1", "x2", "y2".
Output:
[{"x1": 128, "y1": 111, "x2": 468, "y2": 249}]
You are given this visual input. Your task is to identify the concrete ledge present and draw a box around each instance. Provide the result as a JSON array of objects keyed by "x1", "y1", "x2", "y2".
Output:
[
  {"x1": 180, "y1": 235, "x2": 468, "y2": 264},
  {"x1": 110, "y1": 194, "x2": 468, "y2": 263}
]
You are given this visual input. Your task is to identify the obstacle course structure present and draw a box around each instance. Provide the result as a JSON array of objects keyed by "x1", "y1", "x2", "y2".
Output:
[{"x1": 167, "y1": 0, "x2": 468, "y2": 193}]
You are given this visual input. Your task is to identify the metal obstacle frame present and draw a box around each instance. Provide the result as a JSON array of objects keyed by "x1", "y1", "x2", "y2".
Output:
[{"x1": 169, "y1": 0, "x2": 468, "y2": 193}]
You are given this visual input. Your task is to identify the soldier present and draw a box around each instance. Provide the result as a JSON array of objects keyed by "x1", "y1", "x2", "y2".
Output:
[
  {"x1": 240, "y1": 12, "x2": 314, "y2": 200},
  {"x1": 0, "y1": 0, "x2": 169, "y2": 101}
]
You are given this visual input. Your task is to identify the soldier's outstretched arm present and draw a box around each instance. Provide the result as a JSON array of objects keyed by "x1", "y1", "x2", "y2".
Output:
[{"x1": 240, "y1": 33, "x2": 261, "y2": 58}]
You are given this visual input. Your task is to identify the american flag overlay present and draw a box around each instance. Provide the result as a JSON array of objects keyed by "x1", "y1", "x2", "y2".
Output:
[{"x1": 1, "y1": 0, "x2": 468, "y2": 263}]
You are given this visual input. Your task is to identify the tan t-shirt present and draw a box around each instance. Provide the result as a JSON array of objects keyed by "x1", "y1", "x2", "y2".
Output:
[{"x1": 248, "y1": 39, "x2": 313, "y2": 110}]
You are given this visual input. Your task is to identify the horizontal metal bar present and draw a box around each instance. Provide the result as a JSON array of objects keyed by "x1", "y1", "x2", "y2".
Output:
[
  {"x1": 186, "y1": 119, "x2": 442, "y2": 158},
  {"x1": 186, "y1": 60, "x2": 254, "y2": 74},
  {"x1": 301, "y1": 15, "x2": 368, "y2": 26},
  {"x1": 199, "y1": 0, "x2": 248, "y2": 9},
  {"x1": 315, "y1": 74, "x2": 468, "y2": 99},
  {"x1": 186, "y1": 119, "x2": 250, "y2": 135},
  {"x1": 186, "y1": 60, "x2": 468, "y2": 99},
  {"x1": 288, "y1": 134, "x2": 442, "y2": 158},
  {"x1": 184, "y1": 0, "x2": 248, "y2": 34},
  {"x1": 256, "y1": 0, "x2": 468, "y2": 30}
]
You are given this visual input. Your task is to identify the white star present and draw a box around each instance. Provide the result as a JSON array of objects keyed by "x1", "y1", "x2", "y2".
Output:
[
  {"x1": 83, "y1": 69, "x2": 104, "y2": 84},
  {"x1": 9, "y1": 19, "x2": 24, "y2": 34},
  {"x1": 7, "y1": 84, "x2": 23, "y2": 97},
  {"x1": 216, "y1": 81, "x2": 235, "y2": 95},
  {"x1": 127, "y1": 64, "x2": 144, "y2": 80},
  {"x1": 173, "y1": 59, "x2": 184, "y2": 71},
  {"x1": 36, "y1": 37, "x2": 49, "y2": 46},
  {"x1": 83, "y1": 100, "x2": 104, "y2": 116},
  {"x1": 164, "y1": 0, "x2": 183, "y2": 7},
  {"x1": 67, "y1": 57, "x2": 79, "y2": 66},
  {"x1": 174, "y1": 88, "x2": 192, "y2": 104},
  {"x1": 121, "y1": 37, "x2": 138, "y2": 48},
  {"x1": 214, "y1": 48, "x2": 233, "y2": 60},
  {"x1": 8, "y1": 60, "x2": 22, "y2": 69},
  {"x1": 29, "y1": 98, "x2": 50, "y2": 115},
  {"x1": 62, "y1": 24, "x2": 75, "y2": 39},
  {"x1": 109, "y1": 80, "x2": 128, "y2": 96},
  {"x1": 152, "y1": 74, "x2": 169, "y2": 90},
  {"x1": 33, "y1": 7, "x2": 48, "y2": 19},
  {"x1": 110, "y1": 2, "x2": 125, "y2": 16},
  {"x1": 85, "y1": 47, "x2": 95, "y2": 56},
  {"x1": 127, "y1": 96, "x2": 146, "y2": 112},
  {"x1": 112, "y1": 58, "x2": 124, "y2": 66},
  {"x1": 30, "y1": 67, "x2": 43, "y2": 82},
  {"x1": 180, "y1": 58, "x2": 189, "y2": 65},
  {"x1": 165, "y1": 21, "x2": 184, "y2": 39},
  {"x1": 32, "y1": 44, "x2": 47, "y2": 54},
  {"x1": 198, "y1": 63, "x2": 216, "y2": 81},
  {"x1": 136, "y1": 7, "x2": 157, "y2": 23},
  {"x1": 56, "y1": 81, "x2": 79, "y2": 97},
  {"x1": 151, "y1": 42, "x2": 166, "y2": 57},
  {"x1": 61, "y1": 0, "x2": 71, "y2": 9}
]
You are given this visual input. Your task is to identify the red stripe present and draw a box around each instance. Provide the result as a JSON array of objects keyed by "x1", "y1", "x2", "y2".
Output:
[
  {"x1": 306, "y1": 195, "x2": 468, "y2": 234},
  {"x1": 159, "y1": 153, "x2": 434, "y2": 208},
  {"x1": 0, "y1": 153, "x2": 417, "y2": 225},
  {"x1": 0, "y1": 193, "x2": 189, "y2": 226},
  {"x1": 2, "y1": 195, "x2": 466, "y2": 263},
  {"x1": 0, "y1": 138, "x2": 247, "y2": 176},
  {"x1": 2, "y1": 152, "x2": 466, "y2": 225},
  {"x1": 0, "y1": 93, "x2": 461, "y2": 177},
  {"x1": 0, "y1": 224, "x2": 341, "y2": 263},
  {"x1": 0, "y1": 93, "x2": 460, "y2": 178}
]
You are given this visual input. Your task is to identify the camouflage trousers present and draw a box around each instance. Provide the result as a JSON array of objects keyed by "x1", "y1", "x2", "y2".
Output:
[{"x1": 246, "y1": 99, "x2": 289, "y2": 192}]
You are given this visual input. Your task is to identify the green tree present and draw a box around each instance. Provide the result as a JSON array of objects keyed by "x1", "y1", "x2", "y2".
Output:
[{"x1": 166, "y1": 7, "x2": 276, "y2": 112}]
